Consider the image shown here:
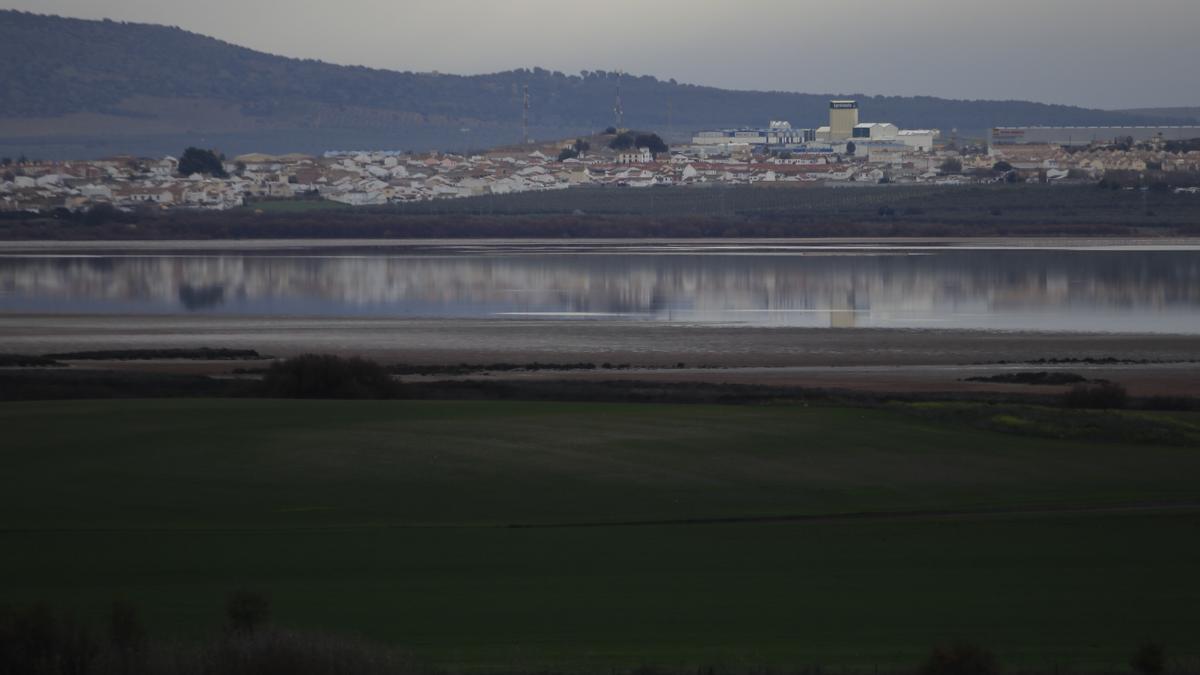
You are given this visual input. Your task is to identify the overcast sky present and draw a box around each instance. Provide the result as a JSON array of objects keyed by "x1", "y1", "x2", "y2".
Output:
[{"x1": 6, "y1": 0, "x2": 1199, "y2": 109}]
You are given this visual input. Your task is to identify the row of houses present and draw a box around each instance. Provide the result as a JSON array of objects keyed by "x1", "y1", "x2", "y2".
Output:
[
  {"x1": 1, "y1": 161, "x2": 246, "y2": 213},
  {"x1": 0, "y1": 147, "x2": 875, "y2": 212},
  {"x1": 5, "y1": 132, "x2": 1199, "y2": 213},
  {"x1": 985, "y1": 144, "x2": 1200, "y2": 174}
]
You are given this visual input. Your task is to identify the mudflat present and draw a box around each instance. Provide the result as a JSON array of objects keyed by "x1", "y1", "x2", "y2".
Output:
[
  {"x1": 4, "y1": 315, "x2": 1199, "y2": 396},
  {"x1": 2, "y1": 315, "x2": 1196, "y2": 366}
]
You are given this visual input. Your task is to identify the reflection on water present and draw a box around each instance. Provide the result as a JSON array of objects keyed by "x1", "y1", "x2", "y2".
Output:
[
  {"x1": 178, "y1": 284, "x2": 226, "y2": 310},
  {"x1": 1, "y1": 249, "x2": 1199, "y2": 333}
]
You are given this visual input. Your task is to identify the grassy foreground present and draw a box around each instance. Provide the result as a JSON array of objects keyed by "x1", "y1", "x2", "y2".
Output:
[
  {"x1": 1, "y1": 399, "x2": 1198, "y2": 669},
  {"x1": 8, "y1": 184, "x2": 1200, "y2": 240}
]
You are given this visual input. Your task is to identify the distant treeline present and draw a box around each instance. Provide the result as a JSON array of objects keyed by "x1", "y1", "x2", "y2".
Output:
[
  {"x1": 0, "y1": 593, "x2": 423, "y2": 675},
  {"x1": 383, "y1": 362, "x2": 664, "y2": 376},
  {"x1": 964, "y1": 371, "x2": 1093, "y2": 385},
  {"x1": 0, "y1": 353, "x2": 62, "y2": 368},
  {"x1": 42, "y1": 348, "x2": 264, "y2": 361},
  {"x1": 0, "y1": 595, "x2": 1179, "y2": 675},
  {"x1": 4, "y1": 184, "x2": 1200, "y2": 240},
  {"x1": 0, "y1": 349, "x2": 264, "y2": 368},
  {"x1": 4, "y1": 355, "x2": 1198, "y2": 416}
]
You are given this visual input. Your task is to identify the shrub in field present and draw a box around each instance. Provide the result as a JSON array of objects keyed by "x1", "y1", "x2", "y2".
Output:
[
  {"x1": 107, "y1": 600, "x2": 146, "y2": 674},
  {"x1": 260, "y1": 354, "x2": 400, "y2": 399},
  {"x1": 0, "y1": 603, "x2": 98, "y2": 675},
  {"x1": 919, "y1": 642, "x2": 999, "y2": 675},
  {"x1": 630, "y1": 666, "x2": 670, "y2": 675},
  {"x1": 3, "y1": 599, "x2": 423, "y2": 675},
  {"x1": 204, "y1": 628, "x2": 414, "y2": 675},
  {"x1": 1140, "y1": 395, "x2": 1200, "y2": 411},
  {"x1": 225, "y1": 590, "x2": 271, "y2": 636},
  {"x1": 0, "y1": 353, "x2": 63, "y2": 367},
  {"x1": 1131, "y1": 642, "x2": 1166, "y2": 675},
  {"x1": 1061, "y1": 382, "x2": 1128, "y2": 409}
]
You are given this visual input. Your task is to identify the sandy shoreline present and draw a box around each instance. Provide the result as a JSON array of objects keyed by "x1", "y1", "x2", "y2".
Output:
[
  {"x1": 3, "y1": 314, "x2": 1198, "y2": 365},
  {"x1": 3, "y1": 314, "x2": 1199, "y2": 396},
  {"x1": 3, "y1": 236, "x2": 1200, "y2": 254},
  {"x1": 458, "y1": 362, "x2": 1200, "y2": 397}
]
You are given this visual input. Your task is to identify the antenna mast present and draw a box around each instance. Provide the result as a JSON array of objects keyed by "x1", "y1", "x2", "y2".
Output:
[
  {"x1": 522, "y1": 85, "x2": 530, "y2": 145},
  {"x1": 613, "y1": 72, "x2": 624, "y2": 129}
]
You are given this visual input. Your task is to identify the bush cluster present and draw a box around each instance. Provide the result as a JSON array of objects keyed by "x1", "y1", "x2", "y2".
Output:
[
  {"x1": 0, "y1": 600, "x2": 1180, "y2": 675},
  {"x1": 919, "y1": 642, "x2": 998, "y2": 675},
  {"x1": 260, "y1": 354, "x2": 400, "y2": 399},
  {"x1": 1061, "y1": 382, "x2": 1129, "y2": 409},
  {"x1": 0, "y1": 593, "x2": 419, "y2": 675}
]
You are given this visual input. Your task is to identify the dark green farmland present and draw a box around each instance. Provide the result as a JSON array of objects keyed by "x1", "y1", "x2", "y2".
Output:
[{"x1": 2, "y1": 400, "x2": 1198, "y2": 670}]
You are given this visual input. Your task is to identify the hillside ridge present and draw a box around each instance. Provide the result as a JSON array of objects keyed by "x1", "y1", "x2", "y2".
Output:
[{"x1": 0, "y1": 10, "x2": 1190, "y2": 158}]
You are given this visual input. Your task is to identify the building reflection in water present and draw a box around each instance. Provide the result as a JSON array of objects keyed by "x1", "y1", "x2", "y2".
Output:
[
  {"x1": 1, "y1": 250, "x2": 1198, "y2": 333},
  {"x1": 827, "y1": 288, "x2": 864, "y2": 328},
  {"x1": 178, "y1": 284, "x2": 226, "y2": 311}
]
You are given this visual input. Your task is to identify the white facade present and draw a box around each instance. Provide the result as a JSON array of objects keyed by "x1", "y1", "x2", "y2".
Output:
[
  {"x1": 896, "y1": 130, "x2": 938, "y2": 151},
  {"x1": 616, "y1": 148, "x2": 653, "y2": 164},
  {"x1": 852, "y1": 141, "x2": 909, "y2": 163}
]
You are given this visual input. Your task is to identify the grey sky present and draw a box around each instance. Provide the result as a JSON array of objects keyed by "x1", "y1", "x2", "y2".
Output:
[{"x1": 6, "y1": 0, "x2": 1199, "y2": 109}]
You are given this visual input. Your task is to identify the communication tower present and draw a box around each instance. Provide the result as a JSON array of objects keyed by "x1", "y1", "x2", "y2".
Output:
[
  {"x1": 613, "y1": 72, "x2": 624, "y2": 129},
  {"x1": 522, "y1": 85, "x2": 530, "y2": 145}
]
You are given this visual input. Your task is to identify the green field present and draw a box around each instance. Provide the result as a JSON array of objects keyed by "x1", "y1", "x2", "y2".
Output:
[
  {"x1": 254, "y1": 183, "x2": 1200, "y2": 228},
  {"x1": 10, "y1": 183, "x2": 1200, "y2": 241},
  {"x1": 2, "y1": 400, "x2": 1199, "y2": 670},
  {"x1": 244, "y1": 198, "x2": 353, "y2": 213}
]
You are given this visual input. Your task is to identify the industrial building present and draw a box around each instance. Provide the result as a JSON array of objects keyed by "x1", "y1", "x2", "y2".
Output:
[
  {"x1": 896, "y1": 130, "x2": 937, "y2": 152},
  {"x1": 826, "y1": 100, "x2": 859, "y2": 140},
  {"x1": 990, "y1": 126, "x2": 1200, "y2": 147},
  {"x1": 852, "y1": 122, "x2": 899, "y2": 140},
  {"x1": 814, "y1": 101, "x2": 937, "y2": 150},
  {"x1": 690, "y1": 100, "x2": 937, "y2": 156},
  {"x1": 691, "y1": 120, "x2": 816, "y2": 147}
]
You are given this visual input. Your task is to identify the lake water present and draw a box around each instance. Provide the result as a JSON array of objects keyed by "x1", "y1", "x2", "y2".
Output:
[{"x1": 2, "y1": 242, "x2": 1200, "y2": 333}]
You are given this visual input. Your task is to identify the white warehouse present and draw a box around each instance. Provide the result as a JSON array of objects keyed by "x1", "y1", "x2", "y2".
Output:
[
  {"x1": 896, "y1": 130, "x2": 937, "y2": 152},
  {"x1": 691, "y1": 120, "x2": 816, "y2": 147},
  {"x1": 852, "y1": 123, "x2": 899, "y2": 140}
]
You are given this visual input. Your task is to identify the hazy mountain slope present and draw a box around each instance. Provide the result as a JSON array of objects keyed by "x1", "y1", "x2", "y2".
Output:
[
  {"x1": 1115, "y1": 108, "x2": 1200, "y2": 123},
  {"x1": 0, "y1": 10, "x2": 1188, "y2": 158}
]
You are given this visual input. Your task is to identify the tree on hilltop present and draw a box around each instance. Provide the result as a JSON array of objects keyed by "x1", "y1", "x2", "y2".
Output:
[
  {"x1": 178, "y1": 147, "x2": 227, "y2": 178},
  {"x1": 634, "y1": 133, "x2": 668, "y2": 155},
  {"x1": 608, "y1": 132, "x2": 635, "y2": 150},
  {"x1": 610, "y1": 132, "x2": 668, "y2": 155}
]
